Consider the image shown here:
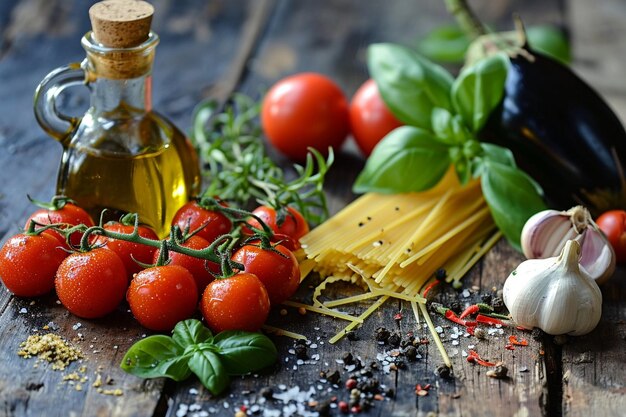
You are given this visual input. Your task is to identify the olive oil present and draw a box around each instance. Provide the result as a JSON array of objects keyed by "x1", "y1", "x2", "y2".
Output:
[
  {"x1": 57, "y1": 112, "x2": 200, "y2": 238},
  {"x1": 35, "y1": 2, "x2": 202, "y2": 239}
]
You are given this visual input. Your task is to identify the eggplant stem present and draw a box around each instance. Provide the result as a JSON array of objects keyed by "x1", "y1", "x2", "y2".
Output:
[{"x1": 444, "y1": 0, "x2": 488, "y2": 39}]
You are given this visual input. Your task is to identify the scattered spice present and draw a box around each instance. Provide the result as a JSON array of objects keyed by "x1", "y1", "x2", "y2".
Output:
[
  {"x1": 374, "y1": 327, "x2": 390, "y2": 343},
  {"x1": 491, "y1": 296, "x2": 505, "y2": 312},
  {"x1": 474, "y1": 328, "x2": 487, "y2": 340},
  {"x1": 422, "y1": 280, "x2": 439, "y2": 297},
  {"x1": 435, "y1": 363, "x2": 453, "y2": 379},
  {"x1": 466, "y1": 350, "x2": 496, "y2": 367},
  {"x1": 509, "y1": 335, "x2": 529, "y2": 346},
  {"x1": 486, "y1": 363, "x2": 509, "y2": 379},
  {"x1": 17, "y1": 333, "x2": 83, "y2": 371},
  {"x1": 476, "y1": 314, "x2": 506, "y2": 326}
]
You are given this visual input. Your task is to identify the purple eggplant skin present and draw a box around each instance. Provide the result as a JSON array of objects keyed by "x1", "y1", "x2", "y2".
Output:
[{"x1": 479, "y1": 46, "x2": 626, "y2": 215}]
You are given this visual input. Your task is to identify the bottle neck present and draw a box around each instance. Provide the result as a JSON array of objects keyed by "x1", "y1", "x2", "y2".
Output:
[
  {"x1": 89, "y1": 73, "x2": 152, "y2": 114},
  {"x1": 81, "y1": 31, "x2": 158, "y2": 116}
]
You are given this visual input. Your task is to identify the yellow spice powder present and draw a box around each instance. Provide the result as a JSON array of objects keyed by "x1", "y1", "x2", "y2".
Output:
[{"x1": 18, "y1": 333, "x2": 83, "y2": 370}]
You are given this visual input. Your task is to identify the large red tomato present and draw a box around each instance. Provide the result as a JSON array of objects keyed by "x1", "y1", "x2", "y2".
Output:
[
  {"x1": 261, "y1": 73, "x2": 350, "y2": 161},
  {"x1": 349, "y1": 79, "x2": 403, "y2": 157}
]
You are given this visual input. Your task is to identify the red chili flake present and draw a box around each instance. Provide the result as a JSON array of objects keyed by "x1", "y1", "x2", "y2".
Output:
[
  {"x1": 505, "y1": 344, "x2": 515, "y2": 351},
  {"x1": 467, "y1": 350, "x2": 496, "y2": 367},
  {"x1": 509, "y1": 335, "x2": 529, "y2": 346},
  {"x1": 444, "y1": 310, "x2": 477, "y2": 327},
  {"x1": 240, "y1": 405, "x2": 248, "y2": 412},
  {"x1": 394, "y1": 312, "x2": 403, "y2": 321},
  {"x1": 467, "y1": 326, "x2": 476, "y2": 336},
  {"x1": 476, "y1": 314, "x2": 505, "y2": 326},
  {"x1": 345, "y1": 378, "x2": 357, "y2": 390},
  {"x1": 351, "y1": 405, "x2": 362, "y2": 413},
  {"x1": 539, "y1": 349, "x2": 545, "y2": 355},
  {"x1": 423, "y1": 384, "x2": 431, "y2": 390},
  {"x1": 374, "y1": 394, "x2": 384, "y2": 401},
  {"x1": 459, "y1": 304, "x2": 480, "y2": 319},
  {"x1": 422, "y1": 280, "x2": 439, "y2": 297},
  {"x1": 516, "y1": 326, "x2": 532, "y2": 332},
  {"x1": 419, "y1": 338, "x2": 429, "y2": 345},
  {"x1": 338, "y1": 401, "x2": 349, "y2": 413}
]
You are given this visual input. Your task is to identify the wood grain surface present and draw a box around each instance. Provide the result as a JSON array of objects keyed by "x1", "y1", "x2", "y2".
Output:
[{"x1": 0, "y1": 1, "x2": 624, "y2": 416}]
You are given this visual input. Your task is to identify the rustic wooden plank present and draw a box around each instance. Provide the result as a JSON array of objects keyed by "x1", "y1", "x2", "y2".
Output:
[{"x1": 561, "y1": 1, "x2": 626, "y2": 415}]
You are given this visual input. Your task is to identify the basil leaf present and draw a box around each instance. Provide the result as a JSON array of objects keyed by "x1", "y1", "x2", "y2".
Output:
[
  {"x1": 214, "y1": 331, "x2": 277, "y2": 375},
  {"x1": 353, "y1": 126, "x2": 451, "y2": 194},
  {"x1": 431, "y1": 107, "x2": 472, "y2": 145},
  {"x1": 188, "y1": 350, "x2": 230, "y2": 396},
  {"x1": 480, "y1": 143, "x2": 516, "y2": 167},
  {"x1": 416, "y1": 25, "x2": 470, "y2": 63},
  {"x1": 121, "y1": 335, "x2": 191, "y2": 381},
  {"x1": 368, "y1": 43, "x2": 454, "y2": 130},
  {"x1": 527, "y1": 25, "x2": 571, "y2": 65},
  {"x1": 452, "y1": 53, "x2": 508, "y2": 133},
  {"x1": 172, "y1": 319, "x2": 213, "y2": 348},
  {"x1": 480, "y1": 161, "x2": 547, "y2": 251}
]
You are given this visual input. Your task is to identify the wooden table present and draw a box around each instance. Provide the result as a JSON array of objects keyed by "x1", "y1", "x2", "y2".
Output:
[{"x1": 1, "y1": 1, "x2": 625, "y2": 416}]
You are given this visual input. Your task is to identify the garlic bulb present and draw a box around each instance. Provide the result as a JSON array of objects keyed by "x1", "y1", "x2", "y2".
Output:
[
  {"x1": 503, "y1": 240, "x2": 602, "y2": 336},
  {"x1": 521, "y1": 206, "x2": 615, "y2": 284}
]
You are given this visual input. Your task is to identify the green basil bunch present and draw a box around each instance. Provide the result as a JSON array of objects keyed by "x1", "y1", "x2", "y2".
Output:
[
  {"x1": 353, "y1": 44, "x2": 546, "y2": 250},
  {"x1": 121, "y1": 319, "x2": 277, "y2": 395}
]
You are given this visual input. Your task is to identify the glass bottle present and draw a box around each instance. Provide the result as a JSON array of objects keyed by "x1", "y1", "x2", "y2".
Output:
[{"x1": 33, "y1": 2, "x2": 201, "y2": 238}]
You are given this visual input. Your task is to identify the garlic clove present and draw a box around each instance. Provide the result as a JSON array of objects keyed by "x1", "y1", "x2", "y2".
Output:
[
  {"x1": 503, "y1": 240, "x2": 602, "y2": 336},
  {"x1": 521, "y1": 209, "x2": 577, "y2": 258},
  {"x1": 579, "y1": 226, "x2": 616, "y2": 285},
  {"x1": 520, "y1": 206, "x2": 615, "y2": 284}
]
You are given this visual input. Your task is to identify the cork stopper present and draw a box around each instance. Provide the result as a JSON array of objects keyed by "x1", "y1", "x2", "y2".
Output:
[{"x1": 89, "y1": 0, "x2": 154, "y2": 48}]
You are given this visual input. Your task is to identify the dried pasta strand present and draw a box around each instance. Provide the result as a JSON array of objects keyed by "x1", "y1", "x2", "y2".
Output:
[
  {"x1": 329, "y1": 295, "x2": 390, "y2": 344},
  {"x1": 282, "y1": 301, "x2": 363, "y2": 323},
  {"x1": 418, "y1": 302, "x2": 451, "y2": 368},
  {"x1": 262, "y1": 325, "x2": 307, "y2": 340}
]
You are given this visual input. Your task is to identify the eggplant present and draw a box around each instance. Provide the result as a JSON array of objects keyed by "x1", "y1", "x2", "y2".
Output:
[{"x1": 480, "y1": 46, "x2": 626, "y2": 215}]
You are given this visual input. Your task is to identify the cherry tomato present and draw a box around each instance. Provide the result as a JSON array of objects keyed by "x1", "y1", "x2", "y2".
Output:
[
  {"x1": 246, "y1": 206, "x2": 310, "y2": 243},
  {"x1": 55, "y1": 248, "x2": 127, "y2": 318},
  {"x1": 25, "y1": 201, "x2": 95, "y2": 249},
  {"x1": 200, "y1": 272, "x2": 270, "y2": 333},
  {"x1": 94, "y1": 222, "x2": 159, "y2": 280},
  {"x1": 261, "y1": 73, "x2": 350, "y2": 161},
  {"x1": 172, "y1": 201, "x2": 232, "y2": 243},
  {"x1": 0, "y1": 233, "x2": 68, "y2": 297},
  {"x1": 596, "y1": 210, "x2": 626, "y2": 263},
  {"x1": 349, "y1": 79, "x2": 403, "y2": 157},
  {"x1": 232, "y1": 243, "x2": 300, "y2": 305},
  {"x1": 154, "y1": 235, "x2": 219, "y2": 293},
  {"x1": 127, "y1": 265, "x2": 198, "y2": 332}
]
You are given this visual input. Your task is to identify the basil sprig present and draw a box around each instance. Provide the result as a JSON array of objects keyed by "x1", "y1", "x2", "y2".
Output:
[
  {"x1": 121, "y1": 319, "x2": 277, "y2": 395},
  {"x1": 354, "y1": 44, "x2": 547, "y2": 250}
]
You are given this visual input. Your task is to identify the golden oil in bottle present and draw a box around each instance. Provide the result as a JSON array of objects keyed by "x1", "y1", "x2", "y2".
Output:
[{"x1": 57, "y1": 112, "x2": 200, "y2": 238}]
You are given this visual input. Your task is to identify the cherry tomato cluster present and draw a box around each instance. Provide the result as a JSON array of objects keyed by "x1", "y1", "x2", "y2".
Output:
[
  {"x1": 261, "y1": 73, "x2": 402, "y2": 161},
  {"x1": 0, "y1": 197, "x2": 308, "y2": 334}
]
